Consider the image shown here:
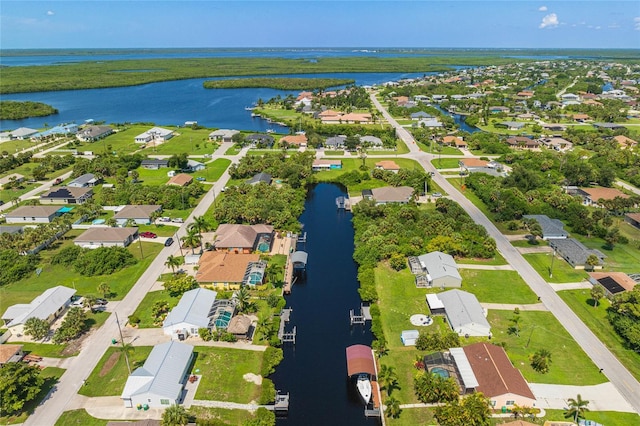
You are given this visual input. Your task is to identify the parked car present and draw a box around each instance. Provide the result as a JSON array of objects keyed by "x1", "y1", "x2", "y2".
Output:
[
  {"x1": 140, "y1": 231, "x2": 157, "y2": 238},
  {"x1": 431, "y1": 192, "x2": 442, "y2": 198},
  {"x1": 164, "y1": 237, "x2": 174, "y2": 247},
  {"x1": 196, "y1": 177, "x2": 206, "y2": 181},
  {"x1": 171, "y1": 218, "x2": 184, "y2": 223},
  {"x1": 71, "y1": 297, "x2": 85, "y2": 307},
  {"x1": 95, "y1": 298, "x2": 108, "y2": 305},
  {"x1": 158, "y1": 217, "x2": 171, "y2": 222}
]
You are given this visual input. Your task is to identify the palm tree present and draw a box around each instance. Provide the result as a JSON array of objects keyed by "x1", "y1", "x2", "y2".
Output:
[
  {"x1": 565, "y1": 394, "x2": 590, "y2": 423},
  {"x1": 510, "y1": 315, "x2": 522, "y2": 337},
  {"x1": 531, "y1": 348, "x2": 552, "y2": 374},
  {"x1": 97, "y1": 282, "x2": 111, "y2": 298},
  {"x1": 384, "y1": 395, "x2": 401, "y2": 418},
  {"x1": 378, "y1": 364, "x2": 399, "y2": 396},
  {"x1": 162, "y1": 404, "x2": 189, "y2": 426},
  {"x1": 590, "y1": 285, "x2": 605, "y2": 308},
  {"x1": 165, "y1": 255, "x2": 182, "y2": 275},
  {"x1": 235, "y1": 286, "x2": 251, "y2": 313},
  {"x1": 83, "y1": 295, "x2": 97, "y2": 311},
  {"x1": 180, "y1": 229, "x2": 200, "y2": 254},
  {"x1": 188, "y1": 215, "x2": 211, "y2": 253},
  {"x1": 116, "y1": 341, "x2": 135, "y2": 375}
]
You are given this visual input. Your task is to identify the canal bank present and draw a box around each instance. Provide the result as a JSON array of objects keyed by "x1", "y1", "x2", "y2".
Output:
[{"x1": 271, "y1": 183, "x2": 378, "y2": 425}]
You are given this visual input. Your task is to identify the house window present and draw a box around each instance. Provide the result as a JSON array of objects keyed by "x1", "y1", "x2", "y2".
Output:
[
  {"x1": 506, "y1": 400, "x2": 515, "y2": 406},
  {"x1": 491, "y1": 400, "x2": 496, "y2": 407},
  {"x1": 160, "y1": 399, "x2": 170, "y2": 405}
]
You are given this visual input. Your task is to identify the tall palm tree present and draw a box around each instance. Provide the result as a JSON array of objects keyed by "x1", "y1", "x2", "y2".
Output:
[
  {"x1": 235, "y1": 286, "x2": 251, "y2": 313},
  {"x1": 180, "y1": 229, "x2": 200, "y2": 254},
  {"x1": 384, "y1": 395, "x2": 402, "y2": 419},
  {"x1": 116, "y1": 341, "x2": 135, "y2": 375},
  {"x1": 165, "y1": 255, "x2": 182, "y2": 275},
  {"x1": 189, "y1": 215, "x2": 211, "y2": 253},
  {"x1": 161, "y1": 404, "x2": 189, "y2": 426},
  {"x1": 565, "y1": 394, "x2": 590, "y2": 423},
  {"x1": 97, "y1": 282, "x2": 111, "y2": 298},
  {"x1": 378, "y1": 364, "x2": 399, "y2": 396}
]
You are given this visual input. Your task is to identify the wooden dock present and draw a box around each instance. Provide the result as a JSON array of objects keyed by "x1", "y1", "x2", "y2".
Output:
[
  {"x1": 278, "y1": 308, "x2": 296, "y2": 344},
  {"x1": 265, "y1": 391, "x2": 290, "y2": 413},
  {"x1": 365, "y1": 380, "x2": 381, "y2": 417},
  {"x1": 350, "y1": 303, "x2": 372, "y2": 325},
  {"x1": 282, "y1": 261, "x2": 294, "y2": 295}
]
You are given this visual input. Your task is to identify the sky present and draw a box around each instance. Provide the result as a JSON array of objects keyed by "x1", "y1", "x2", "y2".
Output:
[{"x1": 1, "y1": 1, "x2": 639, "y2": 49}]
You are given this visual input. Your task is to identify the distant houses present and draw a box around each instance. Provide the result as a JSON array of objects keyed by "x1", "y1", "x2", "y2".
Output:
[
  {"x1": 113, "y1": 205, "x2": 162, "y2": 226},
  {"x1": 166, "y1": 173, "x2": 193, "y2": 187},
  {"x1": 134, "y1": 127, "x2": 173, "y2": 144},
  {"x1": 246, "y1": 172, "x2": 272, "y2": 186},
  {"x1": 141, "y1": 159, "x2": 169, "y2": 169},
  {"x1": 208, "y1": 129, "x2": 239, "y2": 143},
  {"x1": 76, "y1": 125, "x2": 113, "y2": 142},
  {"x1": 312, "y1": 159, "x2": 342, "y2": 171},
  {"x1": 68, "y1": 173, "x2": 99, "y2": 188}
]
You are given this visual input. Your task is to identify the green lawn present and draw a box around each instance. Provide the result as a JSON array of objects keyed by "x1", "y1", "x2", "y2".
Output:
[
  {"x1": 459, "y1": 269, "x2": 539, "y2": 304},
  {"x1": 134, "y1": 167, "x2": 172, "y2": 185},
  {"x1": 324, "y1": 150, "x2": 344, "y2": 156},
  {"x1": 542, "y1": 409, "x2": 640, "y2": 426},
  {"x1": 150, "y1": 128, "x2": 217, "y2": 155},
  {"x1": 225, "y1": 145, "x2": 242, "y2": 155},
  {"x1": 130, "y1": 289, "x2": 179, "y2": 328},
  {"x1": 523, "y1": 253, "x2": 589, "y2": 283},
  {"x1": 192, "y1": 346, "x2": 264, "y2": 403},
  {"x1": 0, "y1": 182, "x2": 40, "y2": 203},
  {"x1": 15, "y1": 342, "x2": 73, "y2": 358},
  {"x1": 188, "y1": 406, "x2": 264, "y2": 425},
  {"x1": 456, "y1": 253, "x2": 508, "y2": 265},
  {"x1": 0, "y1": 234, "x2": 164, "y2": 317},
  {"x1": 0, "y1": 367, "x2": 65, "y2": 425},
  {"x1": 488, "y1": 310, "x2": 604, "y2": 385},
  {"x1": 205, "y1": 158, "x2": 232, "y2": 181},
  {"x1": 77, "y1": 126, "x2": 145, "y2": 155},
  {"x1": 511, "y1": 238, "x2": 549, "y2": 248},
  {"x1": 0, "y1": 138, "x2": 40, "y2": 155},
  {"x1": 79, "y1": 346, "x2": 153, "y2": 397},
  {"x1": 558, "y1": 289, "x2": 640, "y2": 381},
  {"x1": 572, "y1": 233, "x2": 640, "y2": 274},
  {"x1": 386, "y1": 406, "x2": 436, "y2": 426},
  {"x1": 431, "y1": 158, "x2": 461, "y2": 169},
  {"x1": 55, "y1": 409, "x2": 108, "y2": 426}
]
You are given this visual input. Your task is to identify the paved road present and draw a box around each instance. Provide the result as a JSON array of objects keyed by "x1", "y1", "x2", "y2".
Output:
[
  {"x1": 26, "y1": 142, "x2": 245, "y2": 425},
  {"x1": 0, "y1": 171, "x2": 73, "y2": 212},
  {"x1": 371, "y1": 91, "x2": 640, "y2": 415},
  {"x1": 616, "y1": 178, "x2": 640, "y2": 196}
]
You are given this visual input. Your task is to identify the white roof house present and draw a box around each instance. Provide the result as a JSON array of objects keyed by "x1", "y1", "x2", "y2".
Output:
[
  {"x1": 2, "y1": 286, "x2": 76, "y2": 334},
  {"x1": 121, "y1": 341, "x2": 193, "y2": 408},
  {"x1": 163, "y1": 288, "x2": 217, "y2": 339},
  {"x1": 436, "y1": 289, "x2": 491, "y2": 337},
  {"x1": 134, "y1": 127, "x2": 174, "y2": 143},
  {"x1": 417, "y1": 251, "x2": 462, "y2": 288},
  {"x1": 5, "y1": 127, "x2": 39, "y2": 140}
]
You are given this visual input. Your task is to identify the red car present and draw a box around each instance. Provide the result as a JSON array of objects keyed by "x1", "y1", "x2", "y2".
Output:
[{"x1": 139, "y1": 231, "x2": 157, "y2": 238}]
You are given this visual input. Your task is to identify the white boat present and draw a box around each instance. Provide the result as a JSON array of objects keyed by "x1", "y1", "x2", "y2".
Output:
[
  {"x1": 356, "y1": 375, "x2": 372, "y2": 404},
  {"x1": 245, "y1": 106, "x2": 255, "y2": 111},
  {"x1": 266, "y1": 128, "x2": 275, "y2": 134}
]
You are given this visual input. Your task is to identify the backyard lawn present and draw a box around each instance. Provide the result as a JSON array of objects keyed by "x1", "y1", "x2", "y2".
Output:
[
  {"x1": 523, "y1": 253, "x2": 589, "y2": 283},
  {"x1": 459, "y1": 269, "x2": 539, "y2": 304},
  {"x1": 130, "y1": 289, "x2": 180, "y2": 328},
  {"x1": 488, "y1": 310, "x2": 603, "y2": 385},
  {"x1": 16, "y1": 342, "x2": 72, "y2": 358},
  {"x1": 558, "y1": 289, "x2": 640, "y2": 381},
  {"x1": 79, "y1": 346, "x2": 153, "y2": 397},
  {"x1": 572, "y1": 233, "x2": 640, "y2": 274}
]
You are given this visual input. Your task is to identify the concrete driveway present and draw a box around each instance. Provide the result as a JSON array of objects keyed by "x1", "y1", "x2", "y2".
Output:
[{"x1": 530, "y1": 382, "x2": 636, "y2": 412}]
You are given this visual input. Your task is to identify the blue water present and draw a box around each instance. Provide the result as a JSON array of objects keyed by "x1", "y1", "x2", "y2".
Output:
[
  {"x1": 271, "y1": 183, "x2": 375, "y2": 425},
  {"x1": 433, "y1": 105, "x2": 480, "y2": 134},
  {"x1": 0, "y1": 72, "x2": 429, "y2": 131}
]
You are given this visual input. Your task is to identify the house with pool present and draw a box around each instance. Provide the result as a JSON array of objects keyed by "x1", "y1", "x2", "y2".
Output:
[
  {"x1": 213, "y1": 223, "x2": 274, "y2": 253},
  {"x1": 195, "y1": 251, "x2": 267, "y2": 290}
]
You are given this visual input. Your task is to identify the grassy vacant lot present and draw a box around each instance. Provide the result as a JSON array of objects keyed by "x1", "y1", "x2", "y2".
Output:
[
  {"x1": 82, "y1": 126, "x2": 146, "y2": 155},
  {"x1": 192, "y1": 346, "x2": 263, "y2": 402},
  {"x1": 456, "y1": 252, "x2": 508, "y2": 265},
  {"x1": 0, "y1": 233, "x2": 163, "y2": 316},
  {"x1": 459, "y1": 269, "x2": 539, "y2": 304},
  {"x1": 386, "y1": 406, "x2": 437, "y2": 426},
  {"x1": 0, "y1": 182, "x2": 40, "y2": 203},
  {"x1": 0, "y1": 367, "x2": 65, "y2": 425},
  {"x1": 558, "y1": 289, "x2": 640, "y2": 381},
  {"x1": 572, "y1": 233, "x2": 640, "y2": 274},
  {"x1": 431, "y1": 157, "x2": 462, "y2": 169},
  {"x1": 488, "y1": 310, "x2": 603, "y2": 385},
  {"x1": 55, "y1": 409, "x2": 108, "y2": 426},
  {"x1": 542, "y1": 409, "x2": 640, "y2": 426},
  {"x1": 130, "y1": 289, "x2": 179, "y2": 328},
  {"x1": 79, "y1": 346, "x2": 153, "y2": 397},
  {"x1": 523, "y1": 253, "x2": 588, "y2": 283},
  {"x1": 188, "y1": 406, "x2": 265, "y2": 425},
  {"x1": 148, "y1": 128, "x2": 217, "y2": 156},
  {"x1": 206, "y1": 158, "x2": 232, "y2": 181},
  {"x1": 16, "y1": 342, "x2": 73, "y2": 358}
]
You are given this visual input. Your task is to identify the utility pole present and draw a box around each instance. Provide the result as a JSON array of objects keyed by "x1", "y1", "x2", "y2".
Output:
[
  {"x1": 549, "y1": 249, "x2": 556, "y2": 278},
  {"x1": 138, "y1": 236, "x2": 144, "y2": 259},
  {"x1": 114, "y1": 312, "x2": 131, "y2": 375}
]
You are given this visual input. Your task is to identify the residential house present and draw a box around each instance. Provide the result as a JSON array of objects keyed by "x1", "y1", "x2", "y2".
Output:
[
  {"x1": 0, "y1": 345, "x2": 24, "y2": 366},
  {"x1": 539, "y1": 137, "x2": 573, "y2": 152},
  {"x1": 140, "y1": 159, "x2": 169, "y2": 169},
  {"x1": 490, "y1": 106, "x2": 510, "y2": 114},
  {"x1": 74, "y1": 227, "x2": 139, "y2": 249},
  {"x1": 163, "y1": 288, "x2": 217, "y2": 339},
  {"x1": 561, "y1": 93, "x2": 580, "y2": 103},
  {"x1": 570, "y1": 113, "x2": 591, "y2": 123},
  {"x1": 280, "y1": 134, "x2": 307, "y2": 147},
  {"x1": 592, "y1": 122, "x2": 625, "y2": 130},
  {"x1": 246, "y1": 172, "x2": 272, "y2": 186},
  {"x1": 542, "y1": 123, "x2": 567, "y2": 132},
  {"x1": 40, "y1": 187, "x2": 93, "y2": 204},
  {"x1": 324, "y1": 135, "x2": 346, "y2": 149},
  {"x1": 463, "y1": 342, "x2": 536, "y2": 410},
  {"x1": 614, "y1": 135, "x2": 637, "y2": 149},
  {"x1": 549, "y1": 238, "x2": 606, "y2": 269},
  {"x1": 415, "y1": 251, "x2": 462, "y2": 288},
  {"x1": 0, "y1": 127, "x2": 38, "y2": 140},
  {"x1": 498, "y1": 121, "x2": 525, "y2": 131},
  {"x1": 5, "y1": 205, "x2": 62, "y2": 224},
  {"x1": 213, "y1": 223, "x2": 274, "y2": 253},
  {"x1": 68, "y1": 173, "x2": 99, "y2": 188},
  {"x1": 134, "y1": 127, "x2": 174, "y2": 144},
  {"x1": 208, "y1": 129, "x2": 239, "y2": 143},
  {"x1": 363, "y1": 186, "x2": 414, "y2": 205},
  {"x1": 625, "y1": 212, "x2": 640, "y2": 230},
  {"x1": 121, "y1": 341, "x2": 193, "y2": 408},
  {"x1": 312, "y1": 159, "x2": 342, "y2": 171},
  {"x1": 245, "y1": 133, "x2": 274, "y2": 148},
  {"x1": 588, "y1": 272, "x2": 637, "y2": 298},
  {"x1": 414, "y1": 118, "x2": 443, "y2": 128},
  {"x1": 184, "y1": 159, "x2": 205, "y2": 172},
  {"x1": 433, "y1": 289, "x2": 491, "y2": 337},
  {"x1": 33, "y1": 123, "x2": 78, "y2": 139},
  {"x1": 166, "y1": 174, "x2": 193, "y2": 187},
  {"x1": 393, "y1": 96, "x2": 410, "y2": 106},
  {"x1": 359, "y1": 135, "x2": 383, "y2": 148},
  {"x1": 575, "y1": 187, "x2": 629, "y2": 207},
  {"x1": 113, "y1": 205, "x2": 162, "y2": 226},
  {"x1": 522, "y1": 215, "x2": 568, "y2": 240},
  {"x1": 375, "y1": 160, "x2": 400, "y2": 173},
  {"x1": 442, "y1": 135, "x2": 466, "y2": 148},
  {"x1": 410, "y1": 111, "x2": 434, "y2": 120},
  {"x1": 459, "y1": 158, "x2": 504, "y2": 176},
  {"x1": 76, "y1": 125, "x2": 113, "y2": 142},
  {"x1": 2, "y1": 286, "x2": 76, "y2": 335},
  {"x1": 195, "y1": 251, "x2": 265, "y2": 289}
]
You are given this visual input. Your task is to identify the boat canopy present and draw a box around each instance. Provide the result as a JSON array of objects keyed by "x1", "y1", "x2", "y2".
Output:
[{"x1": 346, "y1": 344, "x2": 376, "y2": 377}]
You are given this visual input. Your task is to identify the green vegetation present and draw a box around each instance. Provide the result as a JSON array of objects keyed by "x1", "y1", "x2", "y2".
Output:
[
  {"x1": 558, "y1": 289, "x2": 640, "y2": 381},
  {"x1": 203, "y1": 77, "x2": 354, "y2": 90},
  {"x1": 0, "y1": 100, "x2": 58, "y2": 119},
  {"x1": 52, "y1": 245, "x2": 137, "y2": 277},
  {"x1": 431, "y1": 158, "x2": 462, "y2": 169},
  {"x1": 130, "y1": 290, "x2": 179, "y2": 328},
  {"x1": 55, "y1": 409, "x2": 108, "y2": 426},
  {"x1": 459, "y1": 269, "x2": 539, "y2": 303},
  {"x1": 542, "y1": 409, "x2": 640, "y2": 426},
  {"x1": 523, "y1": 252, "x2": 588, "y2": 283},
  {"x1": 79, "y1": 346, "x2": 153, "y2": 396},
  {"x1": 16, "y1": 342, "x2": 73, "y2": 358}
]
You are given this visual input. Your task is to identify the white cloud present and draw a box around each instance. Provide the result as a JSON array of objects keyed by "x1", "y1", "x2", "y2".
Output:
[
  {"x1": 634, "y1": 17, "x2": 640, "y2": 31},
  {"x1": 46, "y1": 10, "x2": 54, "y2": 16},
  {"x1": 539, "y1": 6, "x2": 548, "y2": 12},
  {"x1": 539, "y1": 13, "x2": 559, "y2": 29}
]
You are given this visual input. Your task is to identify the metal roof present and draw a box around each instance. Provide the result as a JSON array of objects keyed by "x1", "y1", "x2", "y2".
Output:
[
  {"x1": 449, "y1": 347, "x2": 479, "y2": 388},
  {"x1": 2, "y1": 286, "x2": 76, "y2": 327},
  {"x1": 163, "y1": 288, "x2": 217, "y2": 329},
  {"x1": 426, "y1": 293, "x2": 444, "y2": 310},
  {"x1": 437, "y1": 290, "x2": 491, "y2": 335},
  {"x1": 417, "y1": 251, "x2": 461, "y2": 282},
  {"x1": 346, "y1": 344, "x2": 376, "y2": 377},
  {"x1": 290, "y1": 251, "x2": 308, "y2": 265},
  {"x1": 121, "y1": 341, "x2": 193, "y2": 400}
]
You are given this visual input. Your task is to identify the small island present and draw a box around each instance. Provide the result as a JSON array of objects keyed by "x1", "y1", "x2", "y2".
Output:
[
  {"x1": 203, "y1": 77, "x2": 355, "y2": 90},
  {"x1": 0, "y1": 100, "x2": 58, "y2": 120}
]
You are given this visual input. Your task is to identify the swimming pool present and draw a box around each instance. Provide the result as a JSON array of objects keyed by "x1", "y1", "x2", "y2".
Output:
[
  {"x1": 430, "y1": 367, "x2": 450, "y2": 379},
  {"x1": 92, "y1": 218, "x2": 106, "y2": 225},
  {"x1": 58, "y1": 206, "x2": 74, "y2": 213}
]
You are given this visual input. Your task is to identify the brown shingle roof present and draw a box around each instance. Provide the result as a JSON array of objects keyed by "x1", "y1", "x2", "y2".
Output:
[
  {"x1": 0, "y1": 344, "x2": 23, "y2": 364},
  {"x1": 375, "y1": 160, "x2": 400, "y2": 171},
  {"x1": 74, "y1": 227, "x2": 138, "y2": 243},
  {"x1": 5, "y1": 205, "x2": 61, "y2": 218},
  {"x1": 588, "y1": 272, "x2": 637, "y2": 292},
  {"x1": 166, "y1": 174, "x2": 193, "y2": 186},
  {"x1": 113, "y1": 205, "x2": 161, "y2": 219},
  {"x1": 214, "y1": 224, "x2": 273, "y2": 250},
  {"x1": 280, "y1": 134, "x2": 308, "y2": 145},
  {"x1": 579, "y1": 187, "x2": 629, "y2": 201},
  {"x1": 463, "y1": 342, "x2": 535, "y2": 400},
  {"x1": 195, "y1": 251, "x2": 260, "y2": 283}
]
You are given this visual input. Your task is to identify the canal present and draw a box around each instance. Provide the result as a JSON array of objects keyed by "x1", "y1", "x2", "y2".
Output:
[{"x1": 271, "y1": 183, "x2": 378, "y2": 425}]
